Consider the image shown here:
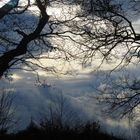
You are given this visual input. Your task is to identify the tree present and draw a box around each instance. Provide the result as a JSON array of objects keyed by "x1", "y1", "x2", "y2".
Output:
[
  {"x1": 40, "y1": 92, "x2": 82, "y2": 129},
  {"x1": 78, "y1": 0, "x2": 140, "y2": 70},
  {"x1": 0, "y1": 0, "x2": 19, "y2": 19},
  {"x1": 84, "y1": 0, "x2": 140, "y2": 119},
  {"x1": 1, "y1": 0, "x2": 140, "y2": 118},
  {"x1": 0, "y1": 88, "x2": 16, "y2": 134},
  {"x1": 75, "y1": 0, "x2": 140, "y2": 119},
  {"x1": 96, "y1": 75, "x2": 140, "y2": 119},
  {"x1": 0, "y1": 0, "x2": 49, "y2": 77},
  {"x1": 0, "y1": 0, "x2": 139, "y2": 77}
]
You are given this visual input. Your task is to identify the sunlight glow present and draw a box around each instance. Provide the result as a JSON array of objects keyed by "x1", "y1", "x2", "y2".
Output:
[{"x1": 11, "y1": 74, "x2": 22, "y2": 81}]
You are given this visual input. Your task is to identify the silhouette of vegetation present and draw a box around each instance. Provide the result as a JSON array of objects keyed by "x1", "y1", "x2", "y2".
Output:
[
  {"x1": 0, "y1": 119, "x2": 124, "y2": 140},
  {"x1": 0, "y1": 89, "x2": 125, "y2": 140},
  {"x1": 96, "y1": 74, "x2": 140, "y2": 119},
  {"x1": 0, "y1": 0, "x2": 140, "y2": 77},
  {"x1": 1, "y1": 0, "x2": 140, "y2": 137},
  {"x1": 0, "y1": 89, "x2": 16, "y2": 134},
  {"x1": 39, "y1": 91, "x2": 83, "y2": 129}
]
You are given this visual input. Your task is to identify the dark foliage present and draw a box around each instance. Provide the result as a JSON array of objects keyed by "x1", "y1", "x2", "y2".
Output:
[{"x1": 0, "y1": 120, "x2": 124, "y2": 140}]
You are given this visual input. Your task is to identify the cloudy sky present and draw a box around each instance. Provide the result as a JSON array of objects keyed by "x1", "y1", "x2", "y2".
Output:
[{"x1": 1, "y1": 0, "x2": 140, "y2": 139}]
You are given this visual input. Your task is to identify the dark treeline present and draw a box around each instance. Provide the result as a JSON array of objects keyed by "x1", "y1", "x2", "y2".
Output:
[
  {"x1": 0, "y1": 85, "x2": 126, "y2": 140},
  {"x1": 0, "y1": 120, "x2": 124, "y2": 140}
]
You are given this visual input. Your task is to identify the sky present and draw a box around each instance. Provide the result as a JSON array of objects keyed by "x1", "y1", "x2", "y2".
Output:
[
  {"x1": 1, "y1": 0, "x2": 140, "y2": 139},
  {"x1": 0, "y1": 0, "x2": 10, "y2": 5}
]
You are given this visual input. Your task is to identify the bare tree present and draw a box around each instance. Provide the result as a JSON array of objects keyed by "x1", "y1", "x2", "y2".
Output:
[
  {"x1": 77, "y1": 0, "x2": 140, "y2": 69},
  {"x1": 0, "y1": 88, "x2": 16, "y2": 134},
  {"x1": 96, "y1": 75, "x2": 140, "y2": 119},
  {"x1": 40, "y1": 92, "x2": 82, "y2": 129},
  {"x1": 0, "y1": 0, "x2": 50, "y2": 77},
  {"x1": 1, "y1": 0, "x2": 140, "y2": 77},
  {"x1": 0, "y1": 0, "x2": 19, "y2": 19},
  {"x1": 71, "y1": 0, "x2": 140, "y2": 119},
  {"x1": 1, "y1": 0, "x2": 140, "y2": 118}
]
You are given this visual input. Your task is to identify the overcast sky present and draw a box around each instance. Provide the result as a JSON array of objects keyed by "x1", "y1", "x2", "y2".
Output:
[{"x1": 0, "y1": 0, "x2": 140, "y2": 139}]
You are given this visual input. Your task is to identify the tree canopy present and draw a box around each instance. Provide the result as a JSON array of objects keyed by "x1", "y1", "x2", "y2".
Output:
[{"x1": 0, "y1": 0, "x2": 140, "y2": 76}]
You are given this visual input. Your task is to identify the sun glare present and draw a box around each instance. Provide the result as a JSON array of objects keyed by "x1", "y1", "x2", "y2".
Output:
[{"x1": 11, "y1": 74, "x2": 22, "y2": 81}]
